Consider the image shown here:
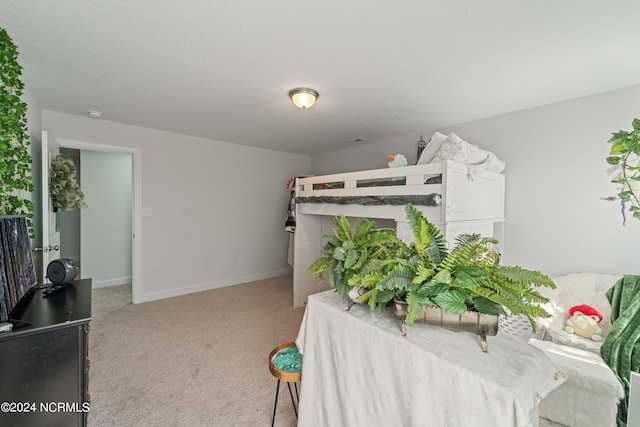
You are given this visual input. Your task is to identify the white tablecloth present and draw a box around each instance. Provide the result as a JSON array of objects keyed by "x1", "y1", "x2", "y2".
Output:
[{"x1": 295, "y1": 290, "x2": 566, "y2": 427}]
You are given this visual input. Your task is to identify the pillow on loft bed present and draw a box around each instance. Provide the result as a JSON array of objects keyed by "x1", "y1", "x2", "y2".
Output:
[
  {"x1": 417, "y1": 132, "x2": 506, "y2": 180},
  {"x1": 415, "y1": 132, "x2": 448, "y2": 183},
  {"x1": 416, "y1": 132, "x2": 447, "y2": 165}
]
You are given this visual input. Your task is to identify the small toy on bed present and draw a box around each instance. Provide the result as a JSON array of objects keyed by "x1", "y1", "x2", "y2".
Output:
[
  {"x1": 387, "y1": 154, "x2": 407, "y2": 168},
  {"x1": 564, "y1": 304, "x2": 604, "y2": 342},
  {"x1": 387, "y1": 154, "x2": 407, "y2": 181}
]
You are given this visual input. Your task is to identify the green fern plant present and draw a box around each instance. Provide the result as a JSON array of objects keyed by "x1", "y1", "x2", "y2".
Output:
[
  {"x1": 307, "y1": 214, "x2": 401, "y2": 299},
  {"x1": 372, "y1": 204, "x2": 555, "y2": 329},
  {"x1": 308, "y1": 204, "x2": 555, "y2": 332}
]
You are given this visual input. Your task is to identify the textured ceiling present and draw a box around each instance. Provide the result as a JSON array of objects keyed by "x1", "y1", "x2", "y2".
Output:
[{"x1": 1, "y1": 1, "x2": 640, "y2": 155}]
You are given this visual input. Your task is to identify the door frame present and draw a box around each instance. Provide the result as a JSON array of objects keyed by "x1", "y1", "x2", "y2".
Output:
[{"x1": 56, "y1": 138, "x2": 142, "y2": 304}]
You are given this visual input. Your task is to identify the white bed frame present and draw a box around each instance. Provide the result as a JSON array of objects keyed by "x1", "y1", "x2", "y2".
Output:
[{"x1": 293, "y1": 159, "x2": 506, "y2": 307}]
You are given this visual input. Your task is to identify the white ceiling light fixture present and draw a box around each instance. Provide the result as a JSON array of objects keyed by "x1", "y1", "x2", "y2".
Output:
[
  {"x1": 289, "y1": 88, "x2": 319, "y2": 109},
  {"x1": 88, "y1": 110, "x2": 102, "y2": 119}
]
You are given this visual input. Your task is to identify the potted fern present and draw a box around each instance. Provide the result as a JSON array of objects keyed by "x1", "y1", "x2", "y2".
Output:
[
  {"x1": 309, "y1": 204, "x2": 555, "y2": 341},
  {"x1": 307, "y1": 214, "x2": 401, "y2": 302}
]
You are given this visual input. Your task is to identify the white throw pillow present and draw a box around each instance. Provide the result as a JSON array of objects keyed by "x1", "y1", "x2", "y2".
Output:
[{"x1": 416, "y1": 132, "x2": 447, "y2": 165}]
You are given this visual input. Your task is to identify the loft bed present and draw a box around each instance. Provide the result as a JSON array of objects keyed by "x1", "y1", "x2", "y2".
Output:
[{"x1": 292, "y1": 159, "x2": 506, "y2": 307}]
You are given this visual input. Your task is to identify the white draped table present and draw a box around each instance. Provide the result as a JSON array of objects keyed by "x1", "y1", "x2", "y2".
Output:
[{"x1": 295, "y1": 290, "x2": 566, "y2": 427}]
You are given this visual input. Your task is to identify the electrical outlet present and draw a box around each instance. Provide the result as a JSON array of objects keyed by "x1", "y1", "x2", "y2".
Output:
[{"x1": 142, "y1": 207, "x2": 153, "y2": 216}]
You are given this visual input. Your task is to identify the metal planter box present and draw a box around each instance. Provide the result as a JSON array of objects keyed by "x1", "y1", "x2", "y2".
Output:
[{"x1": 393, "y1": 300, "x2": 498, "y2": 352}]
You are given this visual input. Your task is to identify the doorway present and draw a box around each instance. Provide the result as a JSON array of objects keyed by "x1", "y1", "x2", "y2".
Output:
[
  {"x1": 56, "y1": 138, "x2": 142, "y2": 304},
  {"x1": 59, "y1": 148, "x2": 133, "y2": 299}
]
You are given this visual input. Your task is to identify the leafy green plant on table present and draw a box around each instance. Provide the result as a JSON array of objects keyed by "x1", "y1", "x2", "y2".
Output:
[
  {"x1": 0, "y1": 28, "x2": 34, "y2": 236},
  {"x1": 310, "y1": 204, "x2": 555, "y2": 331},
  {"x1": 606, "y1": 118, "x2": 640, "y2": 224},
  {"x1": 371, "y1": 205, "x2": 554, "y2": 329},
  {"x1": 307, "y1": 214, "x2": 400, "y2": 300}
]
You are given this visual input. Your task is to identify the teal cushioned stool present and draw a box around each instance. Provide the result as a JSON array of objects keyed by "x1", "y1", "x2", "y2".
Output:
[{"x1": 268, "y1": 342, "x2": 302, "y2": 426}]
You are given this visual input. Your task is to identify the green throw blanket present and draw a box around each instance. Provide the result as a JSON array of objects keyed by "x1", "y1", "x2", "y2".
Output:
[{"x1": 601, "y1": 274, "x2": 640, "y2": 427}]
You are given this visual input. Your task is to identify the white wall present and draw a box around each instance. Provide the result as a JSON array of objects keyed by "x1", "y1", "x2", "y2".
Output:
[
  {"x1": 311, "y1": 85, "x2": 640, "y2": 278},
  {"x1": 80, "y1": 150, "x2": 132, "y2": 287},
  {"x1": 42, "y1": 110, "x2": 311, "y2": 302}
]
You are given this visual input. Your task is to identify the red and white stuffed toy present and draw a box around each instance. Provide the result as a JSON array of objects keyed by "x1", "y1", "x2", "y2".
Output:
[{"x1": 564, "y1": 304, "x2": 604, "y2": 342}]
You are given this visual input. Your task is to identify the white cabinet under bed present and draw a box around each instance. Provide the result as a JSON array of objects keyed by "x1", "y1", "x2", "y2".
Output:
[{"x1": 292, "y1": 160, "x2": 506, "y2": 307}]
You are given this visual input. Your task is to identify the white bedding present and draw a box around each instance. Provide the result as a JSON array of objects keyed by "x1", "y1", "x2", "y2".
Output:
[{"x1": 418, "y1": 131, "x2": 506, "y2": 180}]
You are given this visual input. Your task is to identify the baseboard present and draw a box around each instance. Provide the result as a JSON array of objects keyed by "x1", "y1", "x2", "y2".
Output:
[
  {"x1": 134, "y1": 268, "x2": 292, "y2": 304},
  {"x1": 92, "y1": 276, "x2": 132, "y2": 289}
]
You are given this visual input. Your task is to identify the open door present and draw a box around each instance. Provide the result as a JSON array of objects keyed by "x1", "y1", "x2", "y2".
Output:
[{"x1": 35, "y1": 130, "x2": 61, "y2": 283}]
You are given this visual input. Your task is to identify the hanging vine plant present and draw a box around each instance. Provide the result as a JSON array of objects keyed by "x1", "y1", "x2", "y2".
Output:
[
  {"x1": 0, "y1": 28, "x2": 35, "y2": 236},
  {"x1": 50, "y1": 154, "x2": 87, "y2": 211},
  {"x1": 606, "y1": 118, "x2": 640, "y2": 224}
]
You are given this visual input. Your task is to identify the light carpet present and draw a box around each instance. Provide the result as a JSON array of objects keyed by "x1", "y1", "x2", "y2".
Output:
[
  {"x1": 88, "y1": 276, "x2": 304, "y2": 426},
  {"x1": 87, "y1": 275, "x2": 565, "y2": 427}
]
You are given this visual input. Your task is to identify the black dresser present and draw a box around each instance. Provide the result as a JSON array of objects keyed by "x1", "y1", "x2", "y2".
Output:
[{"x1": 0, "y1": 279, "x2": 92, "y2": 427}]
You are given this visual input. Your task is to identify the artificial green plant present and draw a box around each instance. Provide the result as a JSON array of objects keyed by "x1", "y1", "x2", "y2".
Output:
[
  {"x1": 373, "y1": 205, "x2": 554, "y2": 328},
  {"x1": 309, "y1": 204, "x2": 555, "y2": 331},
  {"x1": 307, "y1": 214, "x2": 400, "y2": 299},
  {"x1": 606, "y1": 118, "x2": 640, "y2": 224},
  {"x1": 50, "y1": 153, "x2": 87, "y2": 211},
  {"x1": 0, "y1": 28, "x2": 34, "y2": 236}
]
